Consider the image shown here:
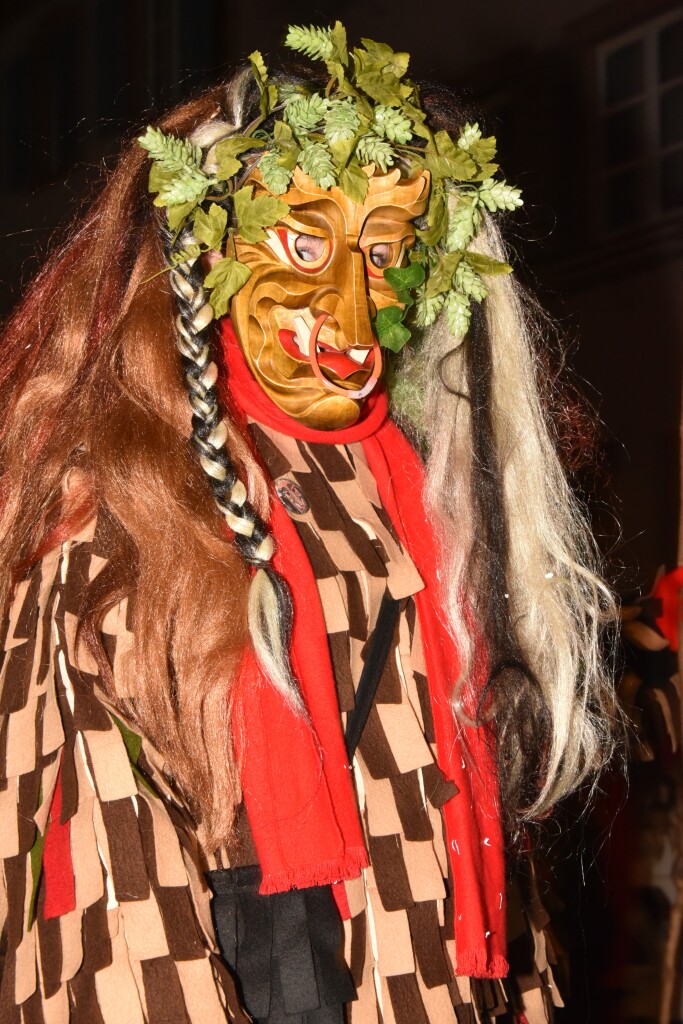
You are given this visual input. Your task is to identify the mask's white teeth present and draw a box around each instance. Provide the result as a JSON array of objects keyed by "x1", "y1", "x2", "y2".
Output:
[
  {"x1": 292, "y1": 316, "x2": 311, "y2": 356},
  {"x1": 349, "y1": 348, "x2": 370, "y2": 365}
]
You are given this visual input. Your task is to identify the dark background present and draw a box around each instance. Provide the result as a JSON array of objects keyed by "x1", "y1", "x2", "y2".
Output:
[{"x1": 1, "y1": 1, "x2": 682, "y2": 1020}]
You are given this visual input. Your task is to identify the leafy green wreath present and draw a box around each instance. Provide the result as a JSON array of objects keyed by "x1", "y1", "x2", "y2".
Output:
[{"x1": 139, "y1": 22, "x2": 522, "y2": 353}]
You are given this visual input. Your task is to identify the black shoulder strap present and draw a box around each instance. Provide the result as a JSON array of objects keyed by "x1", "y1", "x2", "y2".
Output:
[{"x1": 344, "y1": 592, "x2": 402, "y2": 761}]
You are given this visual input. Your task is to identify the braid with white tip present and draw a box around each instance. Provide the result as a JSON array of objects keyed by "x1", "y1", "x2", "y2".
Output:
[{"x1": 161, "y1": 222, "x2": 302, "y2": 710}]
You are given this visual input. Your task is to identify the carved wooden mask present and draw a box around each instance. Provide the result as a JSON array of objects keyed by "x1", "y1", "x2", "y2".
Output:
[{"x1": 231, "y1": 165, "x2": 430, "y2": 429}]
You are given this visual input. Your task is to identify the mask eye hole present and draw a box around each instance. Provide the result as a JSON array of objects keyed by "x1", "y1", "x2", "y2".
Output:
[
  {"x1": 278, "y1": 229, "x2": 332, "y2": 272},
  {"x1": 369, "y1": 243, "x2": 392, "y2": 269},
  {"x1": 293, "y1": 234, "x2": 326, "y2": 263}
]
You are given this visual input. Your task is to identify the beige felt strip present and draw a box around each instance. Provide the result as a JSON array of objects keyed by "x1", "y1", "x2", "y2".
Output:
[
  {"x1": 428, "y1": 802, "x2": 450, "y2": 878},
  {"x1": 41, "y1": 669, "x2": 66, "y2": 761},
  {"x1": 344, "y1": 875, "x2": 367, "y2": 919},
  {"x1": 95, "y1": 925, "x2": 146, "y2": 1024},
  {"x1": 119, "y1": 894, "x2": 170, "y2": 960},
  {"x1": 70, "y1": 792, "x2": 105, "y2": 911},
  {"x1": 5, "y1": 697, "x2": 39, "y2": 779},
  {"x1": 520, "y1": 985, "x2": 551, "y2": 1023},
  {"x1": 416, "y1": 970, "x2": 458, "y2": 1022},
  {"x1": 375, "y1": 704, "x2": 434, "y2": 774},
  {"x1": 258, "y1": 423, "x2": 311, "y2": 473},
  {"x1": 315, "y1": 523, "x2": 367, "y2": 574},
  {"x1": 143, "y1": 792, "x2": 190, "y2": 888},
  {"x1": 366, "y1": 883, "x2": 415, "y2": 977},
  {"x1": 401, "y1": 836, "x2": 447, "y2": 903},
  {"x1": 58, "y1": 906, "x2": 84, "y2": 982},
  {"x1": 14, "y1": 917, "x2": 37, "y2": 1004},
  {"x1": 39, "y1": 984, "x2": 70, "y2": 1024},
  {"x1": 315, "y1": 576, "x2": 352, "y2": 635},
  {"x1": 175, "y1": 957, "x2": 230, "y2": 1024},
  {"x1": 3, "y1": 579, "x2": 30, "y2": 650},
  {"x1": 88, "y1": 553, "x2": 109, "y2": 582},
  {"x1": 364, "y1": 775, "x2": 404, "y2": 837},
  {"x1": 83, "y1": 727, "x2": 139, "y2": 801},
  {"x1": 0, "y1": 779, "x2": 20, "y2": 858}
]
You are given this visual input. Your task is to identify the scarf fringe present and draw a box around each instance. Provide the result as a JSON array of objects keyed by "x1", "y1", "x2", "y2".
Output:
[
  {"x1": 258, "y1": 849, "x2": 370, "y2": 896},
  {"x1": 455, "y1": 951, "x2": 509, "y2": 980}
]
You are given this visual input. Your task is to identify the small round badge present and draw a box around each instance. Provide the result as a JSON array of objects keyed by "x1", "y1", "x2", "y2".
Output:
[{"x1": 275, "y1": 477, "x2": 309, "y2": 515}]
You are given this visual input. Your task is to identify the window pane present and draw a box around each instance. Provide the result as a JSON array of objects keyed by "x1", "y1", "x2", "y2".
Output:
[
  {"x1": 661, "y1": 84, "x2": 683, "y2": 146},
  {"x1": 661, "y1": 150, "x2": 683, "y2": 209},
  {"x1": 603, "y1": 104, "x2": 644, "y2": 165},
  {"x1": 606, "y1": 168, "x2": 643, "y2": 228},
  {"x1": 659, "y1": 19, "x2": 683, "y2": 83},
  {"x1": 605, "y1": 41, "x2": 644, "y2": 104}
]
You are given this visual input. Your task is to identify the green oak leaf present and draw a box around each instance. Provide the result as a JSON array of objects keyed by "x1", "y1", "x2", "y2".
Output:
[
  {"x1": 375, "y1": 304, "x2": 412, "y2": 352},
  {"x1": 214, "y1": 136, "x2": 266, "y2": 181},
  {"x1": 233, "y1": 185, "x2": 290, "y2": 243},
  {"x1": 425, "y1": 252, "x2": 463, "y2": 298},
  {"x1": 192, "y1": 203, "x2": 228, "y2": 250},
  {"x1": 205, "y1": 258, "x2": 253, "y2": 317},
  {"x1": 425, "y1": 131, "x2": 478, "y2": 182},
  {"x1": 465, "y1": 252, "x2": 512, "y2": 275}
]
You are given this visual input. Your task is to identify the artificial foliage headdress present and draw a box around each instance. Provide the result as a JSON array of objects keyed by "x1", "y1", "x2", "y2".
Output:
[{"x1": 139, "y1": 22, "x2": 523, "y2": 352}]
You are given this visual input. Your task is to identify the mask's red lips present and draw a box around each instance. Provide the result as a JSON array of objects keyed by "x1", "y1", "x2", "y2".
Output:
[{"x1": 278, "y1": 329, "x2": 372, "y2": 381}]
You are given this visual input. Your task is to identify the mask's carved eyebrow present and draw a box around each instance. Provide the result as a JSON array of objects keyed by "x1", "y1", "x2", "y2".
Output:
[
  {"x1": 360, "y1": 209, "x2": 418, "y2": 245},
  {"x1": 280, "y1": 200, "x2": 340, "y2": 236}
]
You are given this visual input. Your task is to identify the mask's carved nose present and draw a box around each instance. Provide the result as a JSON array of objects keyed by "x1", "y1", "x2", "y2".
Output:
[{"x1": 310, "y1": 252, "x2": 374, "y2": 349}]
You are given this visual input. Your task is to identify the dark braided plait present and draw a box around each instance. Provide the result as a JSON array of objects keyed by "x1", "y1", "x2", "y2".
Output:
[{"x1": 161, "y1": 222, "x2": 301, "y2": 708}]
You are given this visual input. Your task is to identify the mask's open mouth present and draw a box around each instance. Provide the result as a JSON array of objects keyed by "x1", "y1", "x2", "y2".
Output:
[{"x1": 278, "y1": 316, "x2": 373, "y2": 381}]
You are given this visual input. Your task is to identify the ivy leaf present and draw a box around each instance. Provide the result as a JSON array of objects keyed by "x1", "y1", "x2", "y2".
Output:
[
  {"x1": 205, "y1": 258, "x2": 252, "y2": 317},
  {"x1": 425, "y1": 130, "x2": 477, "y2": 182},
  {"x1": 477, "y1": 178, "x2": 523, "y2": 212},
  {"x1": 465, "y1": 252, "x2": 512, "y2": 275},
  {"x1": 233, "y1": 185, "x2": 290, "y2": 243},
  {"x1": 355, "y1": 134, "x2": 395, "y2": 173},
  {"x1": 338, "y1": 160, "x2": 369, "y2": 204},
  {"x1": 425, "y1": 251, "x2": 462, "y2": 298},
  {"x1": 416, "y1": 190, "x2": 447, "y2": 246},
  {"x1": 444, "y1": 290, "x2": 472, "y2": 337},
  {"x1": 384, "y1": 263, "x2": 425, "y2": 304},
  {"x1": 192, "y1": 203, "x2": 228, "y2": 250},
  {"x1": 285, "y1": 24, "x2": 334, "y2": 61},
  {"x1": 375, "y1": 304, "x2": 412, "y2": 352},
  {"x1": 446, "y1": 199, "x2": 481, "y2": 251},
  {"x1": 454, "y1": 261, "x2": 487, "y2": 302},
  {"x1": 298, "y1": 142, "x2": 337, "y2": 189},
  {"x1": 214, "y1": 136, "x2": 266, "y2": 181},
  {"x1": 414, "y1": 290, "x2": 445, "y2": 327}
]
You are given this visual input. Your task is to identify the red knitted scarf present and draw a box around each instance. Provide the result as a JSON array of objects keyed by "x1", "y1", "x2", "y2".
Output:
[{"x1": 220, "y1": 320, "x2": 508, "y2": 978}]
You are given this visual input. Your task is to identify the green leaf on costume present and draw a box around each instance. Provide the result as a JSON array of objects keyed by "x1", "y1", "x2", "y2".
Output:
[
  {"x1": 425, "y1": 251, "x2": 462, "y2": 298},
  {"x1": 285, "y1": 24, "x2": 334, "y2": 60},
  {"x1": 192, "y1": 203, "x2": 228, "y2": 250},
  {"x1": 355, "y1": 134, "x2": 395, "y2": 173},
  {"x1": 170, "y1": 244, "x2": 201, "y2": 265},
  {"x1": 249, "y1": 50, "x2": 269, "y2": 89},
  {"x1": 414, "y1": 289, "x2": 445, "y2": 327},
  {"x1": 454, "y1": 261, "x2": 487, "y2": 302},
  {"x1": 477, "y1": 178, "x2": 523, "y2": 212},
  {"x1": 375, "y1": 304, "x2": 412, "y2": 352},
  {"x1": 384, "y1": 263, "x2": 425, "y2": 304},
  {"x1": 233, "y1": 185, "x2": 290, "y2": 243},
  {"x1": 425, "y1": 130, "x2": 478, "y2": 182},
  {"x1": 111, "y1": 714, "x2": 160, "y2": 798},
  {"x1": 444, "y1": 290, "x2": 472, "y2": 337},
  {"x1": 338, "y1": 160, "x2": 369, "y2": 203},
  {"x1": 205, "y1": 258, "x2": 253, "y2": 317},
  {"x1": 214, "y1": 136, "x2": 266, "y2": 181},
  {"x1": 359, "y1": 37, "x2": 410, "y2": 79},
  {"x1": 465, "y1": 252, "x2": 512, "y2": 275},
  {"x1": 27, "y1": 816, "x2": 45, "y2": 930},
  {"x1": 298, "y1": 142, "x2": 337, "y2": 189},
  {"x1": 166, "y1": 201, "x2": 196, "y2": 231}
]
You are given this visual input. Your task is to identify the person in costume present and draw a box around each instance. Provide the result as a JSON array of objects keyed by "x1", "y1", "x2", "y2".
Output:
[{"x1": 0, "y1": 24, "x2": 616, "y2": 1024}]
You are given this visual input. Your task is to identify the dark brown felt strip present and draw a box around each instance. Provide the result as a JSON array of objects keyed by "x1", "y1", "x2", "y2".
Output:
[
  {"x1": 367, "y1": 835, "x2": 415, "y2": 912},
  {"x1": 389, "y1": 772, "x2": 434, "y2": 842},
  {"x1": 141, "y1": 956, "x2": 191, "y2": 1024},
  {"x1": 99, "y1": 799, "x2": 151, "y2": 902},
  {"x1": 386, "y1": 973, "x2": 430, "y2": 1024},
  {"x1": 407, "y1": 901, "x2": 454, "y2": 989}
]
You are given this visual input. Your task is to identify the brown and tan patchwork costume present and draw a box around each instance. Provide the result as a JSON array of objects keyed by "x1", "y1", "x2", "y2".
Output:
[{"x1": 0, "y1": 428, "x2": 562, "y2": 1023}]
